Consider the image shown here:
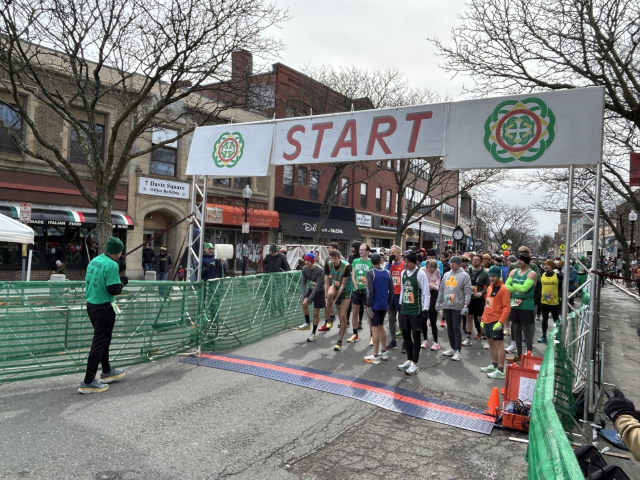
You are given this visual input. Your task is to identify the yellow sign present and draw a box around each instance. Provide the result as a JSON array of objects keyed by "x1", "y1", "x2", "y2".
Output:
[
  {"x1": 559, "y1": 244, "x2": 566, "y2": 252},
  {"x1": 501, "y1": 243, "x2": 509, "y2": 251}
]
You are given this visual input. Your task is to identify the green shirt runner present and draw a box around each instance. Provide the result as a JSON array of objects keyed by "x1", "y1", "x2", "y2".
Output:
[
  {"x1": 509, "y1": 268, "x2": 535, "y2": 310},
  {"x1": 351, "y1": 257, "x2": 373, "y2": 291},
  {"x1": 400, "y1": 268, "x2": 422, "y2": 316},
  {"x1": 85, "y1": 254, "x2": 122, "y2": 305}
]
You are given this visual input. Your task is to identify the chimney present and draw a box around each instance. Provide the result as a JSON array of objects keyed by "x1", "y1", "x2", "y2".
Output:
[{"x1": 232, "y1": 50, "x2": 253, "y2": 82}]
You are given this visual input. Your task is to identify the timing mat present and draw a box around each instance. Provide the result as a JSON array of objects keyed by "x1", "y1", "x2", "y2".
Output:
[{"x1": 181, "y1": 353, "x2": 495, "y2": 434}]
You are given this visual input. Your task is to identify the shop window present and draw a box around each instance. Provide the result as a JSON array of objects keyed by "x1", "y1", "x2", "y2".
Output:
[
  {"x1": 309, "y1": 170, "x2": 319, "y2": 200},
  {"x1": 150, "y1": 128, "x2": 178, "y2": 176},
  {"x1": 360, "y1": 183, "x2": 368, "y2": 209},
  {"x1": 340, "y1": 177, "x2": 348, "y2": 205},
  {"x1": 386, "y1": 189, "x2": 392, "y2": 213},
  {"x1": 0, "y1": 241, "x2": 21, "y2": 266},
  {"x1": 234, "y1": 177, "x2": 251, "y2": 189},
  {"x1": 0, "y1": 99, "x2": 23, "y2": 155},
  {"x1": 213, "y1": 178, "x2": 230, "y2": 186},
  {"x1": 70, "y1": 120, "x2": 105, "y2": 165},
  {"x1": 375, "y1": 186, "x2": 382, "y2": 211},
  {"x1": 283, "y1": 165, "x2": 294, "y2": 195},
  {"x1": 297, "y1": 167, "x2": 307, "y2": 185}
]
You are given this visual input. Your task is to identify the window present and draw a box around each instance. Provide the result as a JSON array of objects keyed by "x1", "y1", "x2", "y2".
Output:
[
  {"x1": 409, "y1": 158, "x2": 430, "y2": 178},
  {"x1": 436, "y1": 202, "x2": 456, "y2": 223},
  {"x1": 70, "y1": 120, "x2": 105, "y2": 165},
  {"x1": 283, "y1": 165, "x2": 294, "y2": 195},
  {"x1": 406, "y1": 188, "x2": 430, "y2": 214},
  {"x1": 310, "y1": 170, "x2": 319, "y2": 200},
  {"x1": 386, "y1": 189, "x2": 392, "y2": 213},
  {"x1": 298, "y1": 167, "x2": 307, "y2": 185},
  {"x1": 234, "y1": 177, "x2": 251, "y2": 189},
  {"x1": 0, "y1": 99, "x2": 23, "y2": 155},
  {"x1": 375, "y1": 186, "x2": 382, "y2": 211},
  {"x1": 213, "y1": 178, "x2": 230, "y2": 186},
  {"x1": 360, "y1": 183, "x2": 368, "y2": 209},
  {"x1": 150, "y1": 128, "x2": 177, "y2": 176},
  {"x1": 340, "y1": 177, "x2": 349, "y2": 205}
]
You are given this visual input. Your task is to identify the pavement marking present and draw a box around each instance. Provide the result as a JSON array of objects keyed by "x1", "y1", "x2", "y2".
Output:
[{"x1": 182, "y1": 353, "x2": 496, "y2": 434}]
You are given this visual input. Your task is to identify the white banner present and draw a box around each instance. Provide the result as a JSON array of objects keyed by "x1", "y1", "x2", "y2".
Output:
[
  {"x1": 138, "y1": 176, "x2": 190, "y2": 199},
  {"x1": 271, "y1": 104, "x2": 448, "y2": 165},
  {"x1": 186, "y1": 123, "x2": 274, "y2": 176},
  {"x1": 444, "y1": 87, "x2": 604, "y2": 169}
]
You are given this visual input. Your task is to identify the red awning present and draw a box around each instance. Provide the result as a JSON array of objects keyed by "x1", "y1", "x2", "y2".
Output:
[{"x1": 206, "y1": 204, "x2": 279, "y2": 229}]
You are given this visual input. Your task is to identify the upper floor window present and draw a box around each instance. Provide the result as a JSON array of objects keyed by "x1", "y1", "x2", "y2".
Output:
[
  {"x1": 234, "y1": 177, "x2": 251, "y2": 189},
  {"x1": 436, "y1": 202, "x2": 456, "y2": 223},
  {"x1": 150, "y1": 128, "x2": 177, "y2": 176},
  {"x1": 213, "y1": 178, "x2": 231, "y2": 186},
  {"x1": 360, "y1": 183, "x2": 368, "y2": 209},
  {"x1": 310, "y1": 170, "x2": 319, "y2": 200},
  {"x1": 298, "y1": 166, "x2": 307, "y2": 185},
  {"x1": 70, "y1": 117, "x2": 105, "y2": 165},
  {"x1": 386, "y1": 189, "x2": 392, "y2": 213},
  {"x1": 0, "y1": 96, "x2": 24, "y2": 155},
  {"x1": 375, "y1": 186, "x2": 382, "y2": 211},
  {"x1": 341, "y1": 177, "x2": 349, "y2": 205},
  {"x1": 283, "y1": 165, "x2": 294, "y2": 195}
]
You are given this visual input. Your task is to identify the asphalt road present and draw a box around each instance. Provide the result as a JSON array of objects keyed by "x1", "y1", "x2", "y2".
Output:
[{"x1": 1, "y1": 284, "x2": 637, "y2": 479}]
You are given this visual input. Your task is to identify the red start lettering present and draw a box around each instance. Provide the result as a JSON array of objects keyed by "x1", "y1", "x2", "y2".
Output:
[{"x1": 283, "y1": 125, "x2": 304, "y2": 161}]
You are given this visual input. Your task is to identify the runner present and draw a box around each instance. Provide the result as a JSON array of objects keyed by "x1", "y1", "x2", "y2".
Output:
[
  {"x1": 462, "y1": 254, "x2": 490, "y2": 348},
  {"x1": 440, "y1": 251, "x2": 451, "y2": 275},
  {"x1": 364, "y1": 253, "x2": 394, "y2": 364},
  {"x1": 505, "y1": 252, "x2": 537, "y2": 363},
  {"x1": 326, "y1": 250, "x2": 353, "y2": 351},
  {"x1": 436, "y1": 256, "x2": 472, "y2": 361},
  {"x1": 396, "y1": 252, "x2": 430, "y2": 375},
  {"x1": 479, "y1": 265, "x2": 511, "y2": 379},
  {"x1": 482, "y1": 254, "x2": 492, "y2": 269},
  {"x1": 461, "y1": 255, "x2": 470, "y2": 271},
  {"x1": 506, "y1": 247, "x2": 540, "y2": 352},
  {"x1": 318, "y1": 243, "x2": 340, "y2": 332},
  {"x1": 348, "y1": 244, "x2": 373, "y2": 344},
  {"x1": 538, "y1": 259, "x2": 563, "y2": 343},
  {"x1": 298, "y1": 253, "x2": 326, "y2": 342},
  {"x1": 425, "y1": 248, "x2": 443, "y2": 275},
  {"x1": 576, "y1": 255, "x2": 589, "y2": 288},
  {"x1": 422, "y1": 259, "x2": 441, "y2": 351},
  {"x1": 385, "y1": 245, "x2": 404, "y2": 350}
]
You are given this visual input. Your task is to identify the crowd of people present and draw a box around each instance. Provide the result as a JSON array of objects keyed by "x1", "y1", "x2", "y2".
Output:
[{"x1": 295, "y1": 243, "x2": 573, "y2": 378}]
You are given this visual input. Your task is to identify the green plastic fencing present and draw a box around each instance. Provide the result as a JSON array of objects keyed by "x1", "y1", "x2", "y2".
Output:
[
  {"x1": 0, "y1": 272, "x2": 308, "y2": 383},
  {"x1": 527, "y1": 324, "x2": 583, "y2": 479}
]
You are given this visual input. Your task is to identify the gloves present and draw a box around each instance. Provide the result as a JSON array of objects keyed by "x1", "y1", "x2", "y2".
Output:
[
  {"x1": 120, "y1": 275, "x2": 129, "y2": 287},
  {"x1": 604, "y1": 388, "x2": 639, "y2": 423},
  {"x1": 493, "y1": 322, "x2": 503, "y2": 331},
  {"x1": 480, "y1": 322, "x2": 485, "y2": 329},
  {"x1": 461, "y1": 306, "x2": 469, "y2": 316}
]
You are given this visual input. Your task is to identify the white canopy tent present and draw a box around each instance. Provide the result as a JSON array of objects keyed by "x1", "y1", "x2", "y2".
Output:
[{"x1": 1, "y1": 213, "x2": 35, "y2": 280}]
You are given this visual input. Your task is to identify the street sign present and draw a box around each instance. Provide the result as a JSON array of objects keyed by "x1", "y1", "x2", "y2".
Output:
[
  {"x1": 19, "y1": 203, "x2": 31, "y2": 222},
  {"x1": 241, "y1": 222, "x2": 250, "y2": 234},
  {"x1": 607, "y1": 247, "x2": 614, "y2": 252},
  {"x1": 501, "y1": 243, "x2": 509, "y2": 251},
  {"x1": 559, "y1": 244, "x2": 566, "y2": 252}
]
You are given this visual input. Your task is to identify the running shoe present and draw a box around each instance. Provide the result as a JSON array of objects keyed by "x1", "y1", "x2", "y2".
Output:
[
  {"x1": 508, "y1": 354, "x2": 522, "y2": 363},
  {"x1": 401, "y1": 342, "x2": 406, "y2": 354},
  {"x1": 100, "y1": 368, "x2": 125, "y2": 384},
  {"x1": 317, "y1": 323, "x2": 328, "y2": 332},
  {"x1": 442, "y1": 348, "x2": 455, "y2": 356},
  {"x1": 333, "y1": 341, "x2": 342, "y2": 351},
  {"x1": 405, "y1": 363, "x2": 419, "y2": 375},
  {"x1": 487, "y1": 370, "x2": 506, "y2": 379},
  {"x1": 537, "y1": 336, "x2": 547, "y2": 343},
  {"x1": 386, "y1": 341, "x2": 398, "y2": 350},
  {"x1": 369, "y1": 338, "x2": 373, "y2": 346},
  {"x1": 522, "y1": 339, "x2": 527, "y2": 346},
  {"x1": 474, "y1": 332, "x2": 484, "y2": 340},
  {"x1": 397, "y1": 360, "x2": 412, "y2": 371},
  {"x1": 395, "y1": 331, "x2": 402, "y2": 338},
  {"x1": 505, "y1": 344, "x2": 517, "y2": 353},
  {"x1": 480, "y1": 364, "x2": 497, "y2": 373},
  {"x1": 452, "y1": 350, "x2": 461, "y2": 361},
  {"x1": 379, "y1": 351, "x2": 388, "y2": 361},
  {"x1": 430, "y1": 342, "x2": 441, "y2": 351},
  {"x1": 421, "y1": 340, "x2": 429, "y2": 349},
  {"x1": 307, "y1": 333, "x2": 316, "y2": 342},
  {"x1": 298, "y1": 322, "x2": 311, "y2": 330},
  {"x1": 364, "y1": 354, "x2": 380, "y2": 365},
  {"x1": 326, "y1": 321, "x2": 333, "y2": 329},
  {"x1": 78, "y1": 379, "x2": 109, "y2": 394},
  {"x1": 461, "y1": 337, "x2": 473, "y2": 347},
  {"x1": 347, "y1": 334, "x2": 360, "y2": 343},
  {"x1": 440, "y1": 320, "x2": 445, "y2": 328},
  {"x1": 482, "y1": 340, "x2": 490, "y2": 350},
  {"x1": 504, "y1": 328, "x2": 511, "y2": 335}
]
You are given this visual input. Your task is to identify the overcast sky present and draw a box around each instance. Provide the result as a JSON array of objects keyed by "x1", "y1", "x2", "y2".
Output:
[{"x1": 265, "y1": 0, "x2": 561, "y2": 234}]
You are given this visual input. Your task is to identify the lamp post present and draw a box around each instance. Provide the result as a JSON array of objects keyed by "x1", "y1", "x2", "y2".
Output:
[
  {"x1": 629, "y1": 210, "x2": 637, "y2": 259},
  {"x1": 241, "y1": 184, "x2": 252, "y2": 276},
  {"x1": 418, "y1": 220, "x2": 422, "y2": 251}
]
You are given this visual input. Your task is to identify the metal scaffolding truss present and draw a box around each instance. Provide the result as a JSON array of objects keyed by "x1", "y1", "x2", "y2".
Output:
[
  {"x1": 560, "y1": 162, "x2": 603, "y2": 446},
  {"x1": 186, "y1": 175, "x2": 208, "y2": 282}
]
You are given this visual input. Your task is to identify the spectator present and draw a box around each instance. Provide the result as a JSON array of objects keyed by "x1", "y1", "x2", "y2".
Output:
[
  {"x1": 603, "y1": 388, "x2": 640, "y2": 461},
  {"x1": 54, "y1": 260, "x2": 68, "y2": 276},
  {"x1": 262, "y1": 244, "x2": 290, "y2": 273},
  {"x1": 155, "y1": 245, "x2": 173, "y2": 280},
  {"x1": 201, "y1": 243, "x2": 222, "y2": 281},
  {"x1": 142, "y1": 244, "x2": 155, "y2": 272}
]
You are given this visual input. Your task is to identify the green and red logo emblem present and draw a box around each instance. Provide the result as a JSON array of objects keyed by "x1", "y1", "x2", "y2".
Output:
[
  {"x1": 483, "y1": 97, "x2": 556, "y2": 163},
  {"x1": 212, "y1": 132, "x2": 244, "y2": 168}
]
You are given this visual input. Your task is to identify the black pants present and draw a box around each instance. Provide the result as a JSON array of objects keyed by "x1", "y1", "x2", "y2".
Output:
[
  {"x1": 423, "y1": 294, "x2": 438, "y2": 343},
  {"x1": 400, "y1": 314, "x2": 422, "y2": 364},
  {"x1": 84, "y1": 303, "x2": 116, "y2": 384},
  {"x1": 540, "y1": 304, "x2": 560, "y2": 337}
]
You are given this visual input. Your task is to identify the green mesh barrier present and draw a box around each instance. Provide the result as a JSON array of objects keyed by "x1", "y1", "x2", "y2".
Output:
[{"x1": 527, "y1": 326, "x2": 583, "y2": 480}]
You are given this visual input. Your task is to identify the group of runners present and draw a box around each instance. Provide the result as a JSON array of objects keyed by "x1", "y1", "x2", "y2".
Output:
[{"x1": 297, "y1": 243, "x2": 566, "y2": 378}]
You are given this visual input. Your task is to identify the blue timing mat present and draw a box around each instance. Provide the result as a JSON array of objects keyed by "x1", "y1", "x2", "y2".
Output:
[{"x1": 181, "y1": 353, "x2": 495, "y2": 435}]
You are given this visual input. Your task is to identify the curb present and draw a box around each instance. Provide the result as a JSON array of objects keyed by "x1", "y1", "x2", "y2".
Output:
[{"x1": 609, "y1": 281, "x2": 640, "y2": 302}]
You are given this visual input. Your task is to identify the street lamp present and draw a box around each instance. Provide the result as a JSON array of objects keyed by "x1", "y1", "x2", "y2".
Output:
[
  {"x1": 241, "y1": 184, "x2": 252, "y2": 276},
  {"x1": 418, "y1": 220, "x2": 422, "y2": 251},
  {"x1": 629, "y1": 210, "x2": 637, "y2": 258}
]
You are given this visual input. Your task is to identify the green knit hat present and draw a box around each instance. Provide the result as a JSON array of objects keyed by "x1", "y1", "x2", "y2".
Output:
[
  {"x1": 105, "y1": 236, "x2": 124, "y2": 254},
  {"x1": 488, "y1": 265, "x2": 503, "y2": 278}
]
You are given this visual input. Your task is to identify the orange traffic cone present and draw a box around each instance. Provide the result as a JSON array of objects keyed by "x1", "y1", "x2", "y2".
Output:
[{"x1": 485, "y1": 387, "x2": 501, "y2": 417}]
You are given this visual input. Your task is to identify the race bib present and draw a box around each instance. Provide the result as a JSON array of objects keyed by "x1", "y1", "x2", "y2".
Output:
[
  {"x1": 403, "y1": 292, "x2": 415, "y2": 304},
  {"x1": 485, "y1": 297, "x2": 493, "y2": 309},
  {"x1": 543, "y1": 293, "x2": 554, "y2": 301},
  {"x1": 430, "y1": 281, "x2": 437, "y2": 287},
  {"x1": 360, "y1": 277, "x2": 367, "y2": 285},
  {"x1": 393, "y1": 276, "x2": 400, "y2": 286},
  {"x1": 334, "y1": 280, "x2": 341, "y2": 287},
  {"x1": 510, "y1": 298, "x2": 522, "y2": 307},
  {"x1": 444, "y1": 293, "x2": 455, "y2": 304}
]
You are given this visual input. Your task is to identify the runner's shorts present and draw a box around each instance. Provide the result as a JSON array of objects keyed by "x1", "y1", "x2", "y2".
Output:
[
  {"x1": 351, "y1": 290, "x2": 367, "y2": 305},
  {"x1": 399, "y1": 313, "x2": 422, "y2": 332},
  {"x1": 371, "y1": 309, "x2": 386, "y2": 327},
  {"x1": 508, "y1": 308, "x2": 535, "y2": 326},
  {"x1": 483, "y1": 321, "x2": 504, "y2": 340},
  {"x1": 468, "y1": 298, "x2": 485, "y2": 316},
  {"x1": 388, "y1": 293, "x2": 401, "y2": 312},
  {"x1": 304, "y1": 290, "x2": 326, "y2": 309}
]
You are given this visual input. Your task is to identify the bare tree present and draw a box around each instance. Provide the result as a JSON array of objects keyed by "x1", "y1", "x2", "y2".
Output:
[
  {"x1": 0, "y1": 0, "x2": 285, "y2": 249},
  {"x1": 477, "y1": 201, "x2": 539, "y2": 251}
]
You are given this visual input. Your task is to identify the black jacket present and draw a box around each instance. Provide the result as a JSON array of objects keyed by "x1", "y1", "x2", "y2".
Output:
[
  {"x1": 142, "y1": 247, "x2": 155, "y2": 265},
  {"x1": 262, "y1": 253, "x2": 290, "y2": 273}
]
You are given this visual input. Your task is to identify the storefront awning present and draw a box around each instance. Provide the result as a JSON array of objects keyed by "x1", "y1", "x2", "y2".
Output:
[
  {"x1": 0, "y1": 205, "x2": 134, "y2": 229},
  {"x1": 279, "y1": 213, "x2": 362, "y2": 241},
  {"x1": 206, "y1": 204, "x2": 279, "y2": 229}
]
